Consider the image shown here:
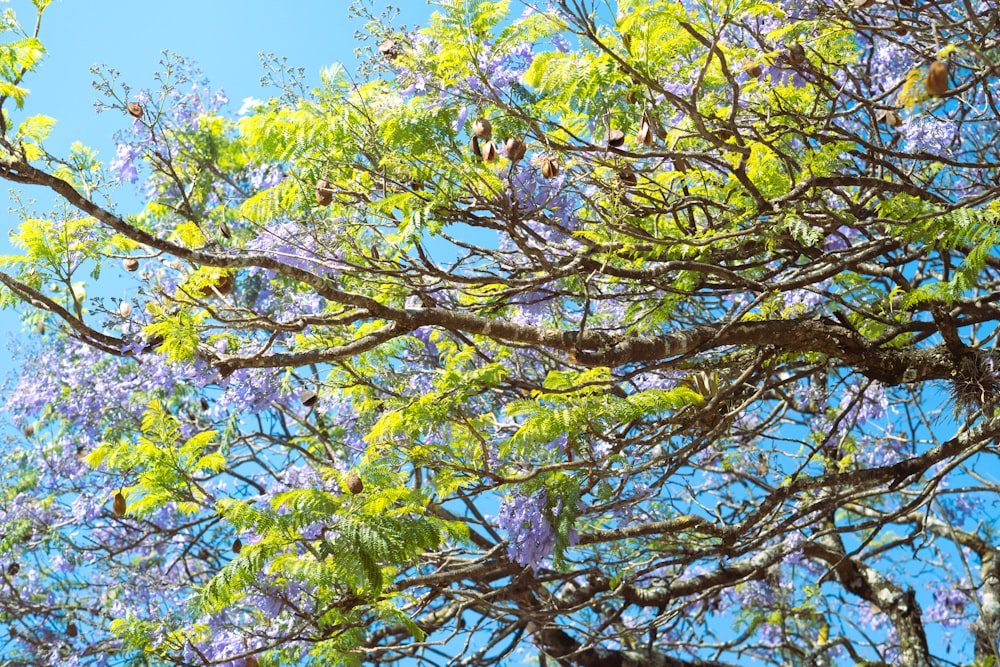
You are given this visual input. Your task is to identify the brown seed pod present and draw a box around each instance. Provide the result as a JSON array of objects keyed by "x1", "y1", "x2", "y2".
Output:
[
  {"x1": 300, "y1": 389, "x2": 318, "y2": 407},
  {"x1": 472, "y1": 117, "x2": 492, "y2": 140},
  {"x1": 123, "y1": 257, "x2": 139, "y2": 272},
  {"x1": 624, "y1": 89, "x2": 639, "y2": 105},
  {"x1": 119, "y1": 301, "x2": 132, "y2": 318},
  {"x1": 876, "y1": 109, "x2": 903, "y2": 127},
  {"x1": 245, "y1": 657, "x2": 260, "y2": 667},
  {"x1": 23, "y1": 423, "x2": 34, "y2": 438},
  {"x1": 198, "y1": 273, "x2": 234, "y2": 298},
  {"x1": 539, "y1": 155, "x2": 560, "y2": 179},
  {"x1": 786, "y1": 43, "x2": 806, "y2": 66},
  {"x1": 126, "y1": 102, "x2": 143, "y2": 119},
  {"x1": 232, "y1": 538, "x2": 242, "y2": 554},
  {"x1": 851, "y1": 0, "x2": 875, "y2": 8},
  {"x1": 605, "y1": 128, "x2": 625, "y2": 148},
  {"x1": 744, "y1": 59, "x2": 763, "y2": 78},
  {"x1": 617, "y1": 166, "x2": 637, "y2": 188},
  {"x1": 636, "y1": 115, "x2": 654, "y2": 147},
  {"x1": 504, "y1": 137, "x2": 526, "y2": 162},
  {"x1": 893, "y1": 21, "x2": 908, "y2": 36},
  {"x1": 218, "y1": 219, "x2": 232, "y2": 240},
  {"x1": 66, "y1": 622, "x2": 78, "y2": 638},
  {"x1": 925, "y1": 60, "x2": 949, "y2": 97},
  {"x1": 470, "y1": 136, "x2": 482, "y2": 159},
  {"x1": 346, "y1": 472, "x2": 364, "y2": 495},
  {"x1": 6, "y1": 562, "x2": 19, "y2": 576},
  {"x1": 315, "y1": 178, "x2": 333, "y2": 206},
  {"x1": 113, "y1": 491, "x2": 126, "y2": 517},
  {"x1": 378, "y1": 39, "x2": 400, "y2": 60},
  {"x1": 482, "y1": 140, "x2": 498, "y2": 162},
  {"x1": 35, "y1": 321, "x2": 44, "y2": 335}
]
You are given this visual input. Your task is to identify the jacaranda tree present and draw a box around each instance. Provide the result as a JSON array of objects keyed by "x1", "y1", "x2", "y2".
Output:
[{"x1": 1, "y1": 0, "x2": 999, "y2": 664}]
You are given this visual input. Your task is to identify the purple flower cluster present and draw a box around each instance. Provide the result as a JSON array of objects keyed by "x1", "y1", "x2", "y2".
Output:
[{"x1": 496, "y1": 490, "x2": 556, "y2": 568}]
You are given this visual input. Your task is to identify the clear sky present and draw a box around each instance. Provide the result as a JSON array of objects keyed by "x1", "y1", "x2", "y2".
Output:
[{"x1": 0, "y1": 0, "x2": 431, "y2": 362}]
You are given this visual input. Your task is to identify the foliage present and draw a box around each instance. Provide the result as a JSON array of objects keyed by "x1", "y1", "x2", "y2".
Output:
[{"x1": 1, "y1": 0, "x2": 1000, "y2": 666}]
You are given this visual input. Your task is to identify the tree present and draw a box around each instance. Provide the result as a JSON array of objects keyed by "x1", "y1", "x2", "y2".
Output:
[{"x1": 1, "y1": 0, "x2": 999, "y2": 664}]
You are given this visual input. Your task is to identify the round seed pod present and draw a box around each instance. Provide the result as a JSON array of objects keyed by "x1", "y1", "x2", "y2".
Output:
[
  {"x1": 876, "y1": 109, "x2": 903, "y2": 127},
  {"x1": 315, "y1": 178, "x2": 333, "y2": 206},
  {"x1": 605, "y1": 129, "x2": 625, "y2": 148},
  {"x1": 23, "y1": 423, "x2": 34, "y2": 438},
  {"x1": 214, "y1": 273, "x2": 234, "y2": 296},
  {"x1": 346, "y1": 472, "x2": 364, "y2": 495},
  {"x1": 540, "y1": 155, "x2": 560, "y2": 179},
  {"x1": 744, "y1": 59, "x2": 762, "y2": 78},
  {"x1": 6, "y1": 562, "x2": 19, "y2": 576},
  {"x1": 126, "y1": 102, "x2": 144, "y2": 119},
  {"x1": 119, "y1": 301, "x2": 132, "y2": 318},
  {"x1": 786, "y1": 43, "x2": 806, "y2": 66},
  {"x1": 245, "y1": 657, "x2": 260, "y2": 667},
  {"x1": 378, "y1": 39, "x2": 400, "y2": 60},
  {"x1": 232, "y1": 538, "x2": 242, "y2": 554},
  {"x1": 35, "y1": 321, "x2": 45, "y2": 335},
  {"x1": 504, "y1": 137, "x2": 526, "y2": 162},
  {"x1": 617, "y1": 166, "x2": 637, "y2": 188},
  {"x1": 123, "y1": 258, "x2": 139, "y2": 272},
  {"x1": 472, "y1": 117, "x2": 492, "y2": 140},
  {"x1": 200, "y1": 397, "x2": 210, "y2": 411},
  {"x1": 482, "y1": 140, "x2": 498, "y2": 162},
  {"x1": 925, "y1": 60, "x2": 949, "y2": 97},
  {"x1": 113, "y1": 491, "x2": 126, "y2": 517},
  {"x1": 300, "y1": 389, "x2": 318, "y2": 407},
  {"x1": 66, "y1": 622, "x2": 78, "y2": 638}
]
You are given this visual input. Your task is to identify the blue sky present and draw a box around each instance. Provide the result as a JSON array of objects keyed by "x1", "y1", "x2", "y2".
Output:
[{"x1": 0, "y1": 0, "x2": 431, "y2": 359}]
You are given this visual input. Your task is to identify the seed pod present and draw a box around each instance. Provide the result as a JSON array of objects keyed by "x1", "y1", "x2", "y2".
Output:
[
  {"x1": 315, "y1": 178, "x2": 333, "y2": 206},
  {"x1": 624, "y1": 89, "x2": 639, "y2": 105},
  {"x1": 126, "y1": 102, "x2": 143, "y2": 119},
  {"x1": 23, "y1": 423, "x2": 34, "y2": 438},
  {"x1": 636, "y1": 115, "x2": 654, "y2": 147},
  {"x1": 6, "y1": 562, "x2": 19, "y2": 576},
  {"x1": 482, "y1": 140, "x2": 498, "y2": 162},
  {"x1": 218, "y1": 219, "x2": 232, "y2": 240},
  {"x1": 300, "y1": 389, "x2": 319, "y2": 407},
  {"x1": 113, "y1": 491, "x2": 126, "y2": 517},
  {"x1": 66, "y1": 622, "x2": 78, "y2": 638},
  {"x1": 245, "y1": 657, "x2": 260, "y2": 667},
  {"x1": 504, "y1": 137, "x2": 526, "y2": 162},
  {"x1": 346, "y1": 472, "x2": 364, "y2": 495},
  {"x1": 605, "y1": 129, "x2": 625, "y2": 148},
  {"x1": 200, "y1": 396, "x2": 210, "y2": 411},
  {"x1": 744, "y1": 59, "x2": 762, "y2": 78},
  {"x1": 470, "y1": 136, "x2": 482, "y2": 159},
  {"x1": 378, "y1": 39, "x2": 400, "y2": 60},
  {"x1": 787, "y1": 43, "x2": 806, "y2": 66},
  {"x1": 119, "y1": 301, "x2": 132, "y2": 318},
  {"x1": 851, "y1": 0, "x2": 874, "y2": 8},
  {"x1": 232, "y1": 538, "x2": 242, "y2": 554},
  {"x1": 617, "y1": 166, "x2": 637, "y2": 188},
  {"x1": 472, "y1": 117, "x2": 492, "y2": 140},
  {"x1": 875, "y1": 109, "x2": 903, "y2": 127},
  {"x1": 214, "y1": 273, "x2": 234, "y2": 296},
  {"x1": 123, "y1": 258, "x2": 139, "y2": 272},
  {"x1": 539, "y1": 155, "x2": 560, "y2": 179},
  {"x1": 35, "y1": 321, "x2": 45, "y2": 335},
  {"x1": 925, "y1": 60, "x2": 949, "y2": 97},
  {"x1": 893, "y1": 21, "x2": 908, "y2": 36}
]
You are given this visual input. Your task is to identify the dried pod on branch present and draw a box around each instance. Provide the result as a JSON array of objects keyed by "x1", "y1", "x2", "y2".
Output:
[
  {"x1": 123, "y1": 258, "x2": 139, "y2": 272},
  {"x1": 113, "y1": 491, "x2": 126, "y2": 517},
  {"x1": 605, "y1": 128, "x2": 625, "y2": 148},
  {"x1": 925, "y1": 60, "x2": 949, "y2": 97},
  {"x1": 126, "y1": 102, "x2": 143, "y2": 119},
  {"x1": 346, "y1": 472, "x2": 364, "y2": 495},
  {"x1": 315, "y1": 178, "x2": 333, "y2": 206},
  {"x1": 300, "y1": 389, "x2": 319, "y2": 407},
  {"x1": 472, "y1": 117, "x2": 492, "y2": 140},
  {"x1": 482, "y1": 140, "x2": 498, "y2": 162},
  {"x1": 504, "y1": 137, "x2": 526, "y2": 162},
  {"x1": 539, "y1": 155, "x2": 560, "y2": 178},
  {"x1": 636, "y1": 114, "x2": 654, "y2": 146},
  {"x1": 876, "y1": 109, "x2": 903, "y2": 127}
]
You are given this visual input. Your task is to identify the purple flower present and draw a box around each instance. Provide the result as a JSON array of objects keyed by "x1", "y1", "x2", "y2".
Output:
[{"x1": 496, "y1": 490, "x2": 556, "y2": 568}]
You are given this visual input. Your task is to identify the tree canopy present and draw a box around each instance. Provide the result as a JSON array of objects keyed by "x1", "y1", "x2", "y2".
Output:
[{"x1": 1, "y1": 0, "x2": 1000, "y2": 665}]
